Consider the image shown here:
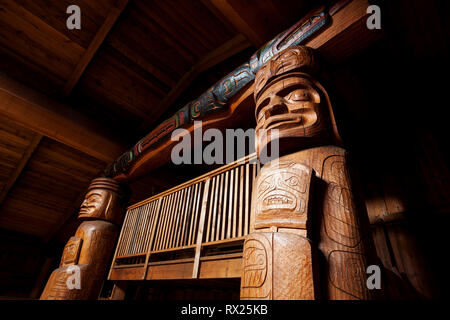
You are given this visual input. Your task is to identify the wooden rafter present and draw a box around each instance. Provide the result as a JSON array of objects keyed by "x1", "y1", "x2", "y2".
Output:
[
  {"x1": 0, "y1": 73, "x2": 126, "y2": 162},
  {"x1": 62, "y1": 0, "x2": 130, "y2": 95},
  {"x1": 0, "y1": 133, "x2": 42, "y2": 206},
  {"x1": 137, "y1": 34, "x2": 251, "y2": 134}
]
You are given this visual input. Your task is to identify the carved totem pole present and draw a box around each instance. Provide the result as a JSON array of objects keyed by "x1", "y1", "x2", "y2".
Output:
[
  {"x1": 41, "y1": 178, "x2": 129, "y2": 300},
  {"x1": 241, "y1": 46, "x2": 379, "y2": 300}
]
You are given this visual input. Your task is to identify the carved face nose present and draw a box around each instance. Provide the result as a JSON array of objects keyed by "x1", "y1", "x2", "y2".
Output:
[{"x1": 265, "y1": 96, "x2": 289, "y2": 119}]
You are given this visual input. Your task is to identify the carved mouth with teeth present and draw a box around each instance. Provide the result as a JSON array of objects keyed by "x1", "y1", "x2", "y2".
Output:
[{"x1": 261, "y1": 192, "x2": 296, "y2": 211}]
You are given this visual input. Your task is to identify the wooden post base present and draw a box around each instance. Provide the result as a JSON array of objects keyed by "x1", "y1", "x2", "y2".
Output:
[{"x1": 241, "y1": 231, "x2": 316, "y2": 300}]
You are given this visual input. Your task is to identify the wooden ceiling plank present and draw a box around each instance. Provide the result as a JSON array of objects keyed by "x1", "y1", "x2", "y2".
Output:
[
  {"x1": 134, "y1": 1, "x2": 198, "y2": 64},
  {"x1": 44, "y1": 191, "x2": 85, "y2": 243},
  {"x1": 0, "y1": 73, "x2": 125, "y2": 162},
  {"x1": 107, "y1": 37, "x2": 177, "y2": 88},
  {"x1": 62, "y1": 0, "x2": 131, "y2": 95},
  {"x1": 137, "y1": 34, "x2": 251, "y2": 133},
  {"x1": 206, "y1": 0, "x2": 266, "y2": 47},
  {"x1": 0, "y1": 133, "x2": 42, "y2": 206}
]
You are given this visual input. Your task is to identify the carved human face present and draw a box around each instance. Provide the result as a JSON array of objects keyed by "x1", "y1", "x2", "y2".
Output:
[
  {"x1": 60, "y1": 237, "x2": 82, "y2": 267},
  {"x1": 256, "y1": 162, "x2": 309, "y2": 216},
  {"x1": 252, "y1": 161, "x2": 311, "y2": 230},
  {"x1": 253, "y1": 46, "x2": 336, "y2": 156},
  {"x1": 256, "y1": 74, "x2": 320, "y2": 132},
  {"x1": 79, "y1": 189, "x2": 111, "y2": 218}
]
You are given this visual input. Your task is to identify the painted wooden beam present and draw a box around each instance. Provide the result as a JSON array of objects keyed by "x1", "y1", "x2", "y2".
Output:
[
  {"x1": 137, "y1": 34, "x2": 251, "y2": 134},
  {"x1": 62, "y1": 0, "x2": 130, "y2": 95},
  {"x1": 0, "y1": 73, "x2": 126, "y2": 162},
  {"x1": 0, "y1": 133, "x2": 42, "y2": 206}
]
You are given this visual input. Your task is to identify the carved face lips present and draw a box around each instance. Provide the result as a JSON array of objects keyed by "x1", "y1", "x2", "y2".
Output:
[{"x1": 262, "y1": 192, "x2": 296, "y2": 211}]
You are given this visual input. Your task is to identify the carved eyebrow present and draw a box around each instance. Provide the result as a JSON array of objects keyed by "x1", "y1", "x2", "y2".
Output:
[
  {"x1": 87, "y1": 193, "x2": 102, "y2": 198},
  {"x1": 277, "y1": 84, "x2": 310, "y2": 98}
]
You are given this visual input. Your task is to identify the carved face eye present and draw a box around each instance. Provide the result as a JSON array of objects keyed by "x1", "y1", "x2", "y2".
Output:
[
  {"x1": 285, "y1": 89, "x2": 310, "y2": 102},
  {"x1": 88, "y1": 194, "x2": 101, "y2": 202},
  {"x1": 285, "y1": 176, "x2": 299, "y2": 186},
  {"x1": 259, "y1": 179, "x2": 272, "y2": 193}
]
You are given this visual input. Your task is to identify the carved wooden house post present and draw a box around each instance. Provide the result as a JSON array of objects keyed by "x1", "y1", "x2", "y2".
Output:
[
  {"x1": 40, "y1": 177, "x2": 129, "y2": 300},
  {"x1": 241, "y1": 46, "x2": 380, "y2": 300}
]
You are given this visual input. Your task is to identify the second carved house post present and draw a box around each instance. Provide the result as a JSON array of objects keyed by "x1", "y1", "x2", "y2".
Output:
[
  {"x1": 240, "y1": 46, "x2": 380, "y2": 300},
  {"x1": 40, "y1": 177, "x2": 129, "y2": 299}
]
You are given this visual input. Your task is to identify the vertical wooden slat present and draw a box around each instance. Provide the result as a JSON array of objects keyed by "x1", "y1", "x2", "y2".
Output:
[
  {"x1": 227, "y1": 169, "x2": 234, "y2": 239},
  {"x1": 238, "y1": 165, "x2": 244, "y2": 237},
  {"x1": 210, "y1": 175, "x2": 220, "y2": 242},
  {"x1": 119, "y1": 210, "x2": 131, "y2": 255},
  {"x1": 125, "y1": 209, "x2": 138, "y2": 255},
  {"x1": 245, "y1": 162, "x2": 250, "y2": 235},
  {"x1": 216, "y1": 173, "x2": 224, "y2": 241},
  {"x1": 179, "y1": 185, "x2": 192, "y2": 247},
  {"x1": 143, "y1": 201, "x2": 156, "y2": 251},
  {"x1": 108, "y1": 208, "x2": 131, "y2": 278},
  {"x1": 192, "y1": 178, "x2": 211, "y2": 278},
  {"x1": 142, "y1": 198, "x2": 163, "y2": 280},
  {"x1": 136, "y1": 204, "x2": 149, "y2": 253},
  {"x1": 221, "y1": 171, "x2": 229, "y2": 240},
  {"x1": 140, "y1": 203, "x2": 153, "y2": 253},
  {"x1": 157, "y1": 194, "x2": 172, "y2": 250},
  {"x1": 176, "y1": 187, "x2": 188, "y2": 247},
  {"x1": 190, "y1": 182, "x2": 203, "y2": 245},
  {"x1": 170, "y1": 189, "x2": 183, "y2": 248},
  {"x1": 132, "y1": 206, "x2": 144, "y2": 254},
  {"x1": 232, "y1": 167, "x2": 239, "y2": 238},
  {"x1": 187, "y1": 183, "x2": 199, "y2": 245},
  {"x1": 154, "y1": 196, "x2": 168, "y2": 250},
  {"x1": 174, "y1": 189, "x2": 186, "y2": 247},
  {"x1": 163, "y1": 191, "x2": 178, "y2": 250},
  {"x1": 117, "y1": 210, "x2": 131, "y2": 256},
  {"x1": 165, "y1": 191, "x2": 178, "y2": 249},
  {"x1": 205, "y1": 176, "x2": 216, "y2": 242},
  {"x1": 178, "y1": 186, "x2": 194, "y2": 246},
  {"x1": 168, "y1": 189, "x2": 186, "y2": 248}
]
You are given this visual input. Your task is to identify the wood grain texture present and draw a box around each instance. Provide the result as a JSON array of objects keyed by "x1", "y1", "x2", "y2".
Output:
[
  {"x1": 241, "y1": 232, "x2": 315, "y2": 300},
  {"x1": 63, "y1": 0, "x2": 131, "y2": 95},
  {"x1": 280, "y1": 146, "x2": 379, "y2": 300}
]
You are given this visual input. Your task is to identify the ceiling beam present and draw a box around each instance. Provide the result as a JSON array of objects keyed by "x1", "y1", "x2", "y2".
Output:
[
  {"x1": 0, "y1": 73, "x2": 126, "y2": 162},
  {"x1": 0, "y1": 133, "x2": 42, "y2": 206},
  {"x1": 205, "y1": 0, "x2": 267, "y2": 47},
  {"x1": 62, "y1": 0, "x2": 130, "y2": 95},
  {"x1": 137, "y1": 34, "x2": 251, "y2": 134}
]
